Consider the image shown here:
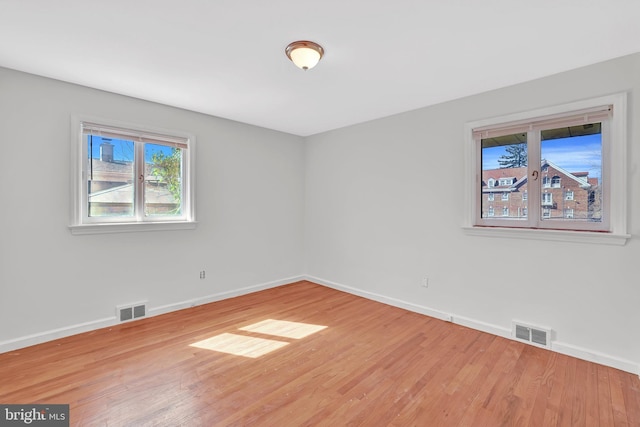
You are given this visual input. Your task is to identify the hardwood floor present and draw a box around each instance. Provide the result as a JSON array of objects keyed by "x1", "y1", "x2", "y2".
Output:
[{"x1": 1, "y1": 281, "x2": 639, "y2": 426}]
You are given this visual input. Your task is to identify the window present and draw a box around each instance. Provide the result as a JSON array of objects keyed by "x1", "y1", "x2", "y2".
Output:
[
  {"x1": 464, "y1": 93, "x2": 629, "y2": 245},
  {"x1": 488, "y1": 206, "x2": 494, "y2": 217},
  {"x1": 488, "y1": 178, "x2": 495, "y2": 188},
  {"x1": 501, "y1": 192, "x2": 509, "y2": 201},
  {"x1": 488, "y1": 193, "x2": 494, "y2": 201},
  {"x1": 502, "y1": 206, "x2": 509, "y2": 217},
  {"x1": 70, "y1": 117, "x2": 196, "y2": 234}
]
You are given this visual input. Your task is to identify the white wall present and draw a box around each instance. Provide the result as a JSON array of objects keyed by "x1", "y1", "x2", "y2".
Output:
[
  {"x1": 305, "y1": 52, "x2": 640, "y2": 373},
  {"x1": 0, "y1": 67, "x2": 306, "y2": 349}
]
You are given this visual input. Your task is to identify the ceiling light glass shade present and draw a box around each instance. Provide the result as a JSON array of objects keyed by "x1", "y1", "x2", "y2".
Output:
[{"x1": 285, "y1": 41, "x2": 324, "y2": 70}]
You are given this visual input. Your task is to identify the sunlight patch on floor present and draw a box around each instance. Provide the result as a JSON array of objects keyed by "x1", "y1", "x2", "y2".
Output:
[
  {"x1": 239, "y1": 319, "x2": 328, "y2": 339},
  {"x1": 190, "y1": 333, "x2": 288, "y2": 358}
]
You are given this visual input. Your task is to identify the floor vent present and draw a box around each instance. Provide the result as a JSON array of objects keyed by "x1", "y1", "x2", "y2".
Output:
[
  {"x1": 117, "y1": 302, "x2": 147, "y2": 323},
  {"x1": 512, "y1": 321, "x2": 551, "y2": 349}
]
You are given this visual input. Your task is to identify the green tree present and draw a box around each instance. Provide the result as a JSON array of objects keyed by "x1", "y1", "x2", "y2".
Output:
[
  {"x1": 151, "y1": 148, "x2": 182, "y2": 214},
  {"x1": 498, "y1": 144, "x2": 527, "y2": 168}
]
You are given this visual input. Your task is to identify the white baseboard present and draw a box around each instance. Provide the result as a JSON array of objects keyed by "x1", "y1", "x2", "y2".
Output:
[
  {"x1": 552, "y1": 341, "x2": 639, "y2": 376},
  {"x1": 307, "y1": 275, "x2": 455, "y2": 322},
  {"x1": 0, "y1": 317, "x2": 118, "y2": 355},
  {"x1": 450, "y1": 314, "x2": 511, "y2": 339},
  {"x1": 305, "y1": 275, "x2": 639, "y2": 376},
  {"x1": 149, "y1": 275, "x2": 305, "y2": 316},
  {"x1": 0, "y1": 275, "x2": 305, "y2": 355}
]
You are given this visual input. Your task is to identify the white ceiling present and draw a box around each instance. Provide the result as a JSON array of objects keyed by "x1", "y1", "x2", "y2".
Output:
[{"x1": 1, "y1": 0, "x2": 639, "y2": 136}]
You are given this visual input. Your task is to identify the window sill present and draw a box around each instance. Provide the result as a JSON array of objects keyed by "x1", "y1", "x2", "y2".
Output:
[
  {"x1": 462, "y1": 226, "x2": 630, "y2": 246},
  {"x1": 69, "y1": 221, "x2": 197, "y2": 235}
]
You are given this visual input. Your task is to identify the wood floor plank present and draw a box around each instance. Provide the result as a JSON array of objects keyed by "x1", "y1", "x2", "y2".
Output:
[
  {"x1": 571, "y1": 359, "x2": 589, "y2": 426},
  {"x1": 525, "y1": 351, "x2": 558, "y2": 427},
  {"x1": 1, "y1": 281, "x2": 639, "y2": 426},
  {"x1": 622, "y1": 370, "x2": 640, "y2": 426},
  {"x1": 610, "y1": 367, "x2": 631, "y2": 427},
  {"x1": 541, "y1": 353, "x2": 569, "y2": 427},
  {"x1": 598, "y1": 364, "x2": 616, "y2": 426},
  {"x1": 584, "y1": 360, "x2": 600, "y2": 427}
]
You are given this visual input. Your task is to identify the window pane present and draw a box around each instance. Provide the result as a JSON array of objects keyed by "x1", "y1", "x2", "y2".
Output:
[
  {"x1": 87, "y1": 136, "x2": 135, "y2": 217},
  {"x1": 481, "y1": 133, "x2": 527, "y2": 220},
  {"x1": 145, "y1": 143, "x2": 183, "y2": 216},
  {"x1": 540, "y1": 123, "x2": 602, "y2": 222}
]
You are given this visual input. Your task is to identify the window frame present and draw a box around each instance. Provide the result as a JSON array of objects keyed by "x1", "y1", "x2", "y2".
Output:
[
  {"x1": 478, "y1": 112, "x2": 609, "y2": 231},
  {"x1": 463, "y1": 93, "x2": 629, "y2": 245},
  {"x1": 69, "y1": 115, "x2": 197, "y2": 235}
]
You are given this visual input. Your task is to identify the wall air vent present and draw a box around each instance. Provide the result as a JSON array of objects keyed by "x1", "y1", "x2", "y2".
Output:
[
  {"x1": 117, "y1": 302, "x2": 147, "y2": 323},
  {"x1": 512, "y1": 321, "x2": 551, "y2": 349}
]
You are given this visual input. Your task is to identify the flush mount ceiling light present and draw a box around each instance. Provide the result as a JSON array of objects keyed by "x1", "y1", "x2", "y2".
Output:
[{"x1": 285, "y1": 40, "x2": 324, "y2": 70}]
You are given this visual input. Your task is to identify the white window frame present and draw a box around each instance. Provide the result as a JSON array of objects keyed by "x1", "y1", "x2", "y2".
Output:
[
  {"x1": 488, "y1": 193, "x2": 494, "y2": 201},
  {"x1": 463, "y1": 93, "x2": 629, "y2": 245},
  {"x1": 501, "y1": 192, "x2": 509, "y2": 201},
  {"x1": 69, "y1": 115, "x2": 197, "y2": 235},
  {"x1": 565, "y1": 190, "x2": 574, "y2": 201}
]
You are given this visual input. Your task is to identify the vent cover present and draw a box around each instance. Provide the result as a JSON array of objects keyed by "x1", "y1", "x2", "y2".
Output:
[
  {"x1": 512, "y1": 321, "x2": 551, "y2": 349},
  {"x1": 119, "y1": 307, "x2": 133, "y2": 322},
  {"x1": 133, "y1": 304, "x2": 146, "y2": 319},
  {"x1": 117, "y1": 302, "x2": 147, "y2": 323},
  {"x1": 515, "y1": 324, "x2": 530, "y2": 341}
]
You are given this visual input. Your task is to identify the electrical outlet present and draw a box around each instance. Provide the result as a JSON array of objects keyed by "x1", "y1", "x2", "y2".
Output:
[{"x1": 421, "y1": 277, "x2": 429, "y2": 288}]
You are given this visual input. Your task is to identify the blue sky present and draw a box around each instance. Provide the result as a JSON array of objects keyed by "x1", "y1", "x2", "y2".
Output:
[
  {"x1": 482, "y1": 134, "x2": 602, "y2": 180},
  {"x1": 88, "y1": 136, "x2": 174, "y2": 163}
]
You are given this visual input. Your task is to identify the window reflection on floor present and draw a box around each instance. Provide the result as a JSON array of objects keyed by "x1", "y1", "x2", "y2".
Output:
[
  {"x1": 190, "y1": 319, "x2": 327, "y2": 358},
  {"x1": 239, "y1": 319, "x2": 327, "y2": 339},
  {"x1": 190, "y1": 333, "x2": 288, "y2": 358}
]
